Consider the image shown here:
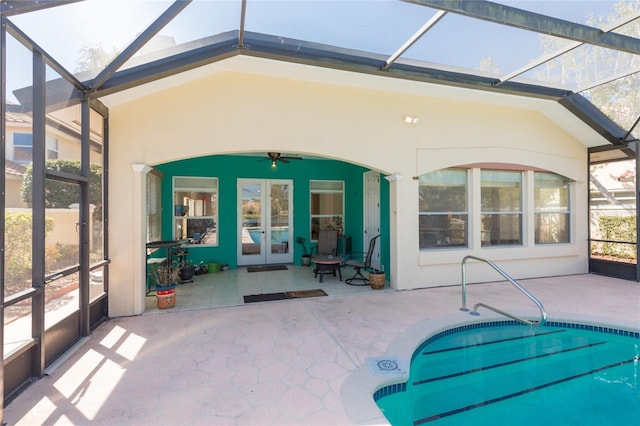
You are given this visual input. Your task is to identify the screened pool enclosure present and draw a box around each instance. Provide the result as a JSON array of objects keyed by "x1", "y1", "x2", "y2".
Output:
[{"x1": 2, "y1": 0, "x2": 640, "y2": 413}]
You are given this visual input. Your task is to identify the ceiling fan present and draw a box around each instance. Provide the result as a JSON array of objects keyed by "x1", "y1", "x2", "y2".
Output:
[{"x1": 264, "y1": 152, "x2": 303, "y2": 167}]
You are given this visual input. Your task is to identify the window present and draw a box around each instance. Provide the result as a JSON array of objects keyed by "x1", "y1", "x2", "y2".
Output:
[
  {"x1": 310, "y1": 180, "x2": 344, "y2": 240},
  {"x1": 419, "y1": 166, "x2": 571, "y2": 250},
  {"x1": 147, "y1": 171, "x2": 162, "y2": 243},
  {"x1": 419, "y1": 169, "x2": 468, "y2": 249},
  {"x1": 173, "y1": 177, "x2": 218, "y2": 246},
  {"x1": 46, "y1": 136, "x2": 59, "y2": 160},
  {"x1": 535, "y1": 172, "x2": 570, "y2": 244},
  {"x1": 481, "y1": 170, "x2": 522, "y2": 246},
  {"x1": 13, "y1": 132, "x2": 32, "y2": 163},
  {"x1": 12, "y1": 133, "x2": 57, "y2": 162}
]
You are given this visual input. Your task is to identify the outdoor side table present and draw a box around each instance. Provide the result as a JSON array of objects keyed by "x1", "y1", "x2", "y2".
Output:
[{"x1": 311, "y1": 256, "x2": 343, "y2": 283}]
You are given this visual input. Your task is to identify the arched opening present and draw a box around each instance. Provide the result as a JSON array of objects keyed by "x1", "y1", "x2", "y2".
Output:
[{"x1": 142, "y1": 152, "x2": 391, "y2": 309}]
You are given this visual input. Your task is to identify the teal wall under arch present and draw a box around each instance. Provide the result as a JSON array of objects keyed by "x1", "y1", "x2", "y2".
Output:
[{"x1": 156, "y1": 155, "x2": 390, "y2": 274}]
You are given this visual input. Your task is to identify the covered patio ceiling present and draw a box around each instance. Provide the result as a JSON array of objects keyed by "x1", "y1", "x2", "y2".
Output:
[{"x1": 3, "y1": 0, "x2": 640, "y2": 149}]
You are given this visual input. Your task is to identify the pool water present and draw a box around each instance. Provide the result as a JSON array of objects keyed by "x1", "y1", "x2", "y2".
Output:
[{"x1": 375, "y1": 322, "x2": 640, "y2": 425}]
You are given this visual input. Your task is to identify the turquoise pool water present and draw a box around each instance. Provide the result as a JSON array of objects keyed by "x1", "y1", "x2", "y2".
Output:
[{"x1": 375, "y1": 321, "x2": 640, "y2": 425}]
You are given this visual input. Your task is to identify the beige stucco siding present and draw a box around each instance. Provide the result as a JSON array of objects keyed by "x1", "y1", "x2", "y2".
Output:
[{"x1": 108, "y1": 70, "x2": 589, "y2": 316}]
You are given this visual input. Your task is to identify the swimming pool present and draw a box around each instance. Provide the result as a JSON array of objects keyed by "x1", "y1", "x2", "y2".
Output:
[{"x1": 374, "y1": 320, "x2": 640, "y2": 425}]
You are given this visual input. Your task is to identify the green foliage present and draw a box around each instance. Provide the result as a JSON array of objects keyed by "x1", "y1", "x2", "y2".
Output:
[
  {"x1": 598, "y1": 216, "x2": 636, "y2": 260},
  {"x1": 296, "y1": 236, "x2": 310, "y2": 256},
  {"x1": 5, "y1": 212, "x2": 55, "y2": 283},
  {"x1": 534, "y1": 1, "x2": 640, "y2": 133},
  {"x1": 21, "y1": 160, "x2": 102, "y2": 212}
]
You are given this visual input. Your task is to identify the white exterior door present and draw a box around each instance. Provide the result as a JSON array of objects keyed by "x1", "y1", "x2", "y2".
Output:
[
  {"x1": 363, "y1": 171, "x2": 381, "y2": 271},
  {"x1": 238, "y1": 179, "x2": 294, "y2": 266}
]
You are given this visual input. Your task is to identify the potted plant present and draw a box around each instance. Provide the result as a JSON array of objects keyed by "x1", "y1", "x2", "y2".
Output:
[
  {"x1": 180, "y1": 260, "x2": 195, "y2": 282},
  {"x1": 368, "y1": 268, "x2": 385, "y2": 290},
  {"x1": 296, "y1": 236, "x2": 312, "y2": 266},
  {"x1": 151, "y1": 262, "x2": 179, "y2": 308}
]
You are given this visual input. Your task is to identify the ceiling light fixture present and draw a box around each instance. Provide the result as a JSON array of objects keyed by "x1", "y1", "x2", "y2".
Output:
[
  {"x1": 271, "y1": 160, "x2": 277, "y2": 168},
  {"x1": 404, "y1": 115, "x2": 419, "y2": 124}
]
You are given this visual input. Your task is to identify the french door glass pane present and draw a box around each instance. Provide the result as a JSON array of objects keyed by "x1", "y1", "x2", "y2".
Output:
[
  {"x1": 270, "y1": 183, "x2": 290, "y2": 255},
  {"x1": 241, "y1": 183, "x2": 262, "y2": 255}
]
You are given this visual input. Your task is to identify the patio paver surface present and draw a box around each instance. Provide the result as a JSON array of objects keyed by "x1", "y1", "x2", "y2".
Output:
[{"x1": 3, "y1": 272, "x2": 639, "y2": 425}]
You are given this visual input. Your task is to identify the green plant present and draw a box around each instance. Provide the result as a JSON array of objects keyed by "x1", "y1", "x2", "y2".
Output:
[
  {"x1": 296, "y1": 236, "x2": 310, "y2": 256},
  {"x1": 597, "y1": 216, "x2": 636, "y2": 260},
  {"x1": 21, "y1": 160, "x2": 103, "y2": 219},
  {"x1": 150, "y1": 263, "x2": 180, "y2": 288},
  {"x1": 5, "y1": 212, "x2": 54, "y2": 284}
]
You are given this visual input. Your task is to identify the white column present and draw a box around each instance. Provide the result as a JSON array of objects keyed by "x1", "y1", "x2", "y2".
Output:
[{"x1": 130, "y1": 163, "x2": 152, "y2": 314}]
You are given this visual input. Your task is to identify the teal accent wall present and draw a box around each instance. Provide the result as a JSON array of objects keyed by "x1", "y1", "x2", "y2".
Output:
[{"x1": 155, "y1": 155, "x2": 390, "y2": 274}]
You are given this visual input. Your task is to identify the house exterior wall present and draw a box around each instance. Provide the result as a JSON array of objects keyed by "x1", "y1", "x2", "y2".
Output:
[
  {"x1": 108, "y1": 70, "x2": 588, "y2": 317},
  {"x1": 153, "y1": 155, "x2": 381, "y2": 270}
]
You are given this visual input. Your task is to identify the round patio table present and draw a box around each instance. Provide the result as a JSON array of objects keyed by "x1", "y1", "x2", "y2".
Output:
[{"x1": 311, "y1": 256, "x2": 343, "y2": 283}]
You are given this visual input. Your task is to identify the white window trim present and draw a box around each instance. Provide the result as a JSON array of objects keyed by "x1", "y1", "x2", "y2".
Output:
[
  {"x1": 421, "y1": 167, "x2": 573, "y2": 253},
  {"x1": 310, "y1": 180, "x2": 345, "y2": 241},
  {"x1": 173, "y1": 176, "x2": 219, "y2": 247}
]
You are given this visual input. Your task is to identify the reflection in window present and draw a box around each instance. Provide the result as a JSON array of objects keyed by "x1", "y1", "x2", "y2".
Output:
[
  {"x1": 174, "y1": 177, "x2": 218, "y2": 246},
  {"x1": 535, "y1": 172, "x2": 570, "y2": 244},
  {"x1": 419, "y1": 169, "x2": 468, "y2": 249},
  {"x1": 310, "y1": 180, "x2": 344, "y2": 240},
  {"x1": 481, "y1": 170, "x2": 522, "y2": 246}
]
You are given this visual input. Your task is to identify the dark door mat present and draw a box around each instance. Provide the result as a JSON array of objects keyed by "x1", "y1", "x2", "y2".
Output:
[
  {"x1": 244, "y1": 289, "x2": 327, "y2": 303},
  {"x1": 247, "y1": 265, "x2": 288, "y2": 273}
]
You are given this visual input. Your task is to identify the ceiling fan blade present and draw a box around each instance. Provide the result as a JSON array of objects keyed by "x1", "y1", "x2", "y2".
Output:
[
  {"x1": 280, "y1": 158, "x2": 290, "y2": 164},
  {"x1": 281, "y1": 156, "x2": 302, "y2": 160}
]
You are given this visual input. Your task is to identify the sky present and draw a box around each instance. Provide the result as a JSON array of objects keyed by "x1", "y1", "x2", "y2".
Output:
[{"x1": 3, "y1": 0, "x2": 626, "y2": 104}]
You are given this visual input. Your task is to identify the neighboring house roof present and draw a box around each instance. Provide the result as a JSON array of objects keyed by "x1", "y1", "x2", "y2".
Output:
[
  {"x1": 5, "y1": 159, "x2": 27, "y2": 177},
  {"x1": 5, "y1": 110, "x2": 28, "y2": 124}
]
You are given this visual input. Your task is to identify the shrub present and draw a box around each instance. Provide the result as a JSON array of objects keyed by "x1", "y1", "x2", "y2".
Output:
[
  {"x1": 598, "y1": 216, "x2": 636, "y2": 260},
  {"x1": 5, "y1": 212, "x2": 55, "y2": 283}
]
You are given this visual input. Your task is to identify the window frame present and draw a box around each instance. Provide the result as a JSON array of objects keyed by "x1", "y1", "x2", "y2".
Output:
[
  {"x1": 46, "y1": 135, "x2": 59, "y2": 160},
  {"x1": 534, "y1": 171, "x2": 571, "y2": 244},
  {"x1": 13, "y1": 132, "x2": 33, "y2": 163},
  {"x1": 480, "y1": 169, "x2": 523, "y2": 247},
  {"x1": 172, "y1": 176, "x2": 219, "y2": 247},
  {"x1": 418, "y1": 166, "x2": 573, "y2": 251},
  {"x1": 418, "y1": 168, "x2": 469, "y2": 250},
  {"x1": 309, "y1": 180, "x2": 345, "y2": 241},
  {"x1": 147, "y1": 170, "x2": 162, "y2": 244}
]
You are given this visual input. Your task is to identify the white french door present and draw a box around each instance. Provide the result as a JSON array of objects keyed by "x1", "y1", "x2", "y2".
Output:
[{"x1": 237, "y1": 179, "x2": 294, "y2": 266}]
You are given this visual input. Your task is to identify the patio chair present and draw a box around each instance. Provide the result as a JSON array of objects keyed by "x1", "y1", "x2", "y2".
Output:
[
  {"x1": 345, "y1": 234, "x2": 380, "y2": 286},
  {"x1": 311, "y1": 229, "x2": 339, "y2": 278},
  {"x1": 313, "y1": 229, "x2": 338, "y2": 256}
]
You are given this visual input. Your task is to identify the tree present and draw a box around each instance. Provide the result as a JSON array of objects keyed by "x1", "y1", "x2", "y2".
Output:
[
  {"x1": 21, "y1": 160, "x2": 102, "y2": 214},
  {"x1": 76, "y1": 43, "x2": 118, "y2": 73},
  {"x1": 534, "y1": 0, "x2": 640, "y2": 134}
]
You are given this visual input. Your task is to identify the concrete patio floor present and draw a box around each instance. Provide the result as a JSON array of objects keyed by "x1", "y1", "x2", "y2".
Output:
[{"x1": 3, "y1": 268, "x2": 639, "y2": 425}]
